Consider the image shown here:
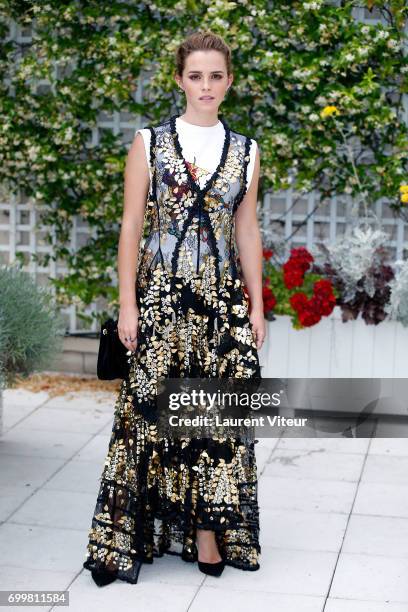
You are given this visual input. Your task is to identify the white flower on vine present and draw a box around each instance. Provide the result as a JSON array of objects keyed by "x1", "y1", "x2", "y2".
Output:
[
  {"x1": 293, "y1": 68, "x2": 313, "y2": 79},
  {"x1": 358, "y1": 47, "x2": 370, "y2": 57},
  {"x1": 303, "y1": 0, "x2": 323, "y2": 9},
  {"x1": 64, "y1": 127, "x2": 74, "y2": 141},
  {"x1": 28, "y1": 145, "x2": 41, "y2": 160},
  {"x1": 344, "y1": 53, "x2": 355, "y2": 62},
  {"x1": 387, "y1": 39, "x2": 400, "y2": 50}
]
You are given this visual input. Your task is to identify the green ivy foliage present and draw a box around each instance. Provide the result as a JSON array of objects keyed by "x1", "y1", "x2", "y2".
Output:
[{"x1": 0, "y1": 1, "x2": 407, "y2": 323}]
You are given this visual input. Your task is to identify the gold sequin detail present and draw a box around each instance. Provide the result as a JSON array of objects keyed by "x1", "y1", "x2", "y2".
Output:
[{"x1": 83, "y1": 117, "x2": 261, "y2": 584}]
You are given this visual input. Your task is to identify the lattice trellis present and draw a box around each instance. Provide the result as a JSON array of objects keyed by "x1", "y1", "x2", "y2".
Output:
[
  {"x1": 261, "y1": 190, "x2": 408, "y2": 260},
  {"x1": 0, "y1": 8, "x2": 407, "y2": 333}
]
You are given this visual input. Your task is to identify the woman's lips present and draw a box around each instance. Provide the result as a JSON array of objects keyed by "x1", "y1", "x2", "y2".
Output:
[{"x1": 199, "y1": 96, "x2": 214, "y2": 100}]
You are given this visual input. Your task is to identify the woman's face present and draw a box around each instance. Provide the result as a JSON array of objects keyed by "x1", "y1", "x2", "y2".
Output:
[{"x1": 175, "y1": 50, "x2": 233, "y2": 113}]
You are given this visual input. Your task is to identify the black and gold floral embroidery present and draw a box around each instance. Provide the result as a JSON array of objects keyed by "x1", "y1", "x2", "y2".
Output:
[{"x1": 83, "y1": 115, "x2": 262, "y2": 584}]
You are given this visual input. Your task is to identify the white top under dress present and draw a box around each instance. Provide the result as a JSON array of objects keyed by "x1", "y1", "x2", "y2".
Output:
[{"x1": 135, "y1": 115, "x2": 257, "y2": 194}]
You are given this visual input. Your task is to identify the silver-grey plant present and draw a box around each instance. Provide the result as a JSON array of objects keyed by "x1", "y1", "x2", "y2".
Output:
[
  {"x1": 384, "y1": 260, "x2": 408, "y2": 327},
  {"x1": 313, "y1": 224, "x2": 390, "y2": 303}
]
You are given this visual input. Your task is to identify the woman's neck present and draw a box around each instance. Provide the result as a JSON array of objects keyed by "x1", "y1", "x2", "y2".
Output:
[{"x1": 178, "y1": 112, "x2": 220, "y2": 127}]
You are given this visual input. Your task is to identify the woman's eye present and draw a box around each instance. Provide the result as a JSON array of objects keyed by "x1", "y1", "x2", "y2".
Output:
[{"x1": 189, "y1": 74, "x2": 223, "y2": 80}]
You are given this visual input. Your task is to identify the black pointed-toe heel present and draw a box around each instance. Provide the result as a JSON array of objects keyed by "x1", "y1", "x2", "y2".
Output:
[
  {"x1": 198, "y1": 558, "x2": 226, "y2": 577},
  {"x1": 91, "y1": 569, "x2": 117, "y2": 587}
]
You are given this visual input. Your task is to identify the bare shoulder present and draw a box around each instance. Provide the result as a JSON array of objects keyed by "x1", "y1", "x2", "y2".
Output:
[
  {"x1": 126, "y1": 131, "x2": 149, "y2": 179},
  {"x1": 247, "y1": 144, "x2": 260, "y2": 193},
  {"x1": 129, "y1": 131, "x2": 146, "y2": 157},
  {"x1": 250, "y1": 138, "x2": 260, "y2": 159},
  {"x1": 124, "y1": 132, "x2": 150, "y2": 204}
]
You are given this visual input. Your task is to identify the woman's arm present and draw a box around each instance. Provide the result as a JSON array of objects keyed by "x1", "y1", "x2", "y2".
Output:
[
  {"x1": 234, "y1": 144, "x2": 266, "y2": 350},
  {"x1": 117, "y1": 132, "x2": 150, "y2": 352}
]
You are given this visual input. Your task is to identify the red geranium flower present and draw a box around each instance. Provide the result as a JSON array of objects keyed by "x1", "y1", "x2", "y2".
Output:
[
  {"x1": 283, "y1": 247, "x2": 314, "y2": 289},
  {"x1": 298, "y1": 308, "x2": 321, "y2": 327},
  {"x1": 314, "y1": 279, "x2": 334, "y2": 296},
  {"x1": 263, "y1": 283, "x2": 277, "y2": 311},
  {"x1": 263, "y1": 248, "x2": 274, "y2": 260},
  {"x1": 312, "y1": 279, "x2": 337, "y2": 316},
  {"x1": 310, "y1": 293, "x2": 336, "y2": 316},
  {"x1": 290, "y1": 247, "x2": 314, "y2": 265},
  {"x1": 283, "y1": 269, "x2": 305, "y2": 289},
  {"x1": 290, "y1": 292, "x2": 309, "y2": 310},
  {"x1": 261, "y1": 245, "x2": 336, "y2": 329}
]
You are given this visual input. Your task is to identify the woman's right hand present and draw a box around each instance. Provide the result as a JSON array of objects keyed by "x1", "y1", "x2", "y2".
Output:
[{"x1": 118, "y1": 304, "x2": 140, "y2": 353}]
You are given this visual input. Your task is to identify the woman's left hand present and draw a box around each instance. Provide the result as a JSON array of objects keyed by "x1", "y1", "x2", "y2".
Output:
[{"x1": 249, "y1": 308, "x2": 266, "y2": 350}]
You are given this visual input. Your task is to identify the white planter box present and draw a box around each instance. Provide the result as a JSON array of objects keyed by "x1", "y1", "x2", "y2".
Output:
[
  {"x1": 258, "y1": 306, "x2": 408, "y2": 378},
  {"x1": 257, "y1": 306, "x2": 408, "y2": 416},
  {"x1": 0, "y1": 390, "x2": 2, "y2": 436}
]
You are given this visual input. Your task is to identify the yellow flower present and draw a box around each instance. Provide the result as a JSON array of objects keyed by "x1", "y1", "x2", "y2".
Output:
[
  {"x1": 399, "y1": 184, "x2": 408, "y2": 194},
  {"x1": 401, "y1": 193, "x2": 408, "y2": 204},
  {"x1": 321, "y1": 105, "x2": 340, "y2": 118}
]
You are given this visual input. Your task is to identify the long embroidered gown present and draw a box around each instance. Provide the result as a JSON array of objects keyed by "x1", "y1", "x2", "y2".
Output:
[{"x1": 83, "y1": 114, "x2": 263, "y2": 584}]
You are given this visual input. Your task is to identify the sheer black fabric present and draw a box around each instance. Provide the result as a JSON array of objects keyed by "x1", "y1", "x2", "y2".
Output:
[{"x1": 83, "y1": 115, "x2": 262, "y2": 584}]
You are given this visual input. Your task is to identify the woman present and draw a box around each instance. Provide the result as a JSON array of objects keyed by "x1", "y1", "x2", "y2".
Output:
[{"x1": 83, "y1": 30, "x2": 265, "y2": 586}]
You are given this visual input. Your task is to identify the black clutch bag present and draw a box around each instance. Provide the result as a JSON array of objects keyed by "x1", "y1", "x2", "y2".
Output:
[{"x1": 97, "y1": 318, "x2": 132, "y2": 380}]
